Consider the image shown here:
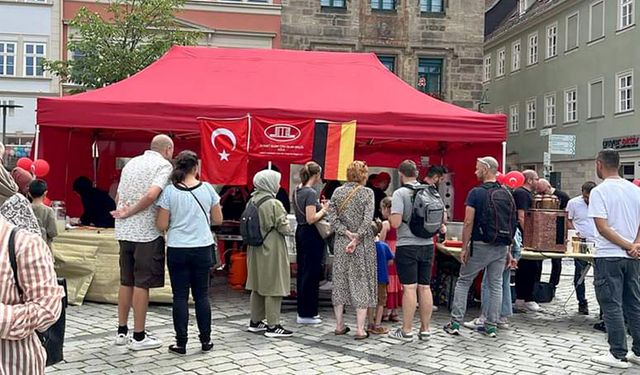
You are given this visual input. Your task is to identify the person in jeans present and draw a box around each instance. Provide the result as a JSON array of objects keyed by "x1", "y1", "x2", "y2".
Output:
[
  {"x1": 537, "y1": 178, "x2": 571, "y2": 289},
  {"x1": 112, "y1": 134, "x2": 173, "y2": 350},
  {"x1": 388, "y1": 161, "x2": 442, "y2": 341},
  {"x1": 566, "y1": 181, "x2": 597, "y2": 315},
  {"x1": 444, "y1": 157, "x2": 513, "y2": 338},
  {"x1": 245, "y1": 169, "x2": 294, "y2": 338},
  {"x1": 588, "y1": 149, "x2": 640, "y2": 369},
  {"x1": 513, "y1": 169, "x2": 542, "y2": 312},
  {"x1": 0, "y1": 216, "x2": 64, "y2": 375},
  {"x1": 157, "y1": 150, "x2": 222, "y2": 355},
  {"x1": 293, "y1": 161, "x2": 328, "y2": 325}
]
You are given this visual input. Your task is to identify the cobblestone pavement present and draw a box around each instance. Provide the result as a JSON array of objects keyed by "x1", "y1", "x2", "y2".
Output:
[{"x1": 47, "y1": 260, "x2": 640, "y2": 375}]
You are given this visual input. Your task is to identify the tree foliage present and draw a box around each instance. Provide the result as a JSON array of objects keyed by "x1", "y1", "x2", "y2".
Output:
[{"x1": 46, "y1": 0, "x2": 199, "y2": 89}]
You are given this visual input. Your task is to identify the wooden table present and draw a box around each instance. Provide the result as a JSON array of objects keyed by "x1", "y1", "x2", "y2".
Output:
[{"x1": 52, "y1": 228, "x2": 174, "y2": 305}]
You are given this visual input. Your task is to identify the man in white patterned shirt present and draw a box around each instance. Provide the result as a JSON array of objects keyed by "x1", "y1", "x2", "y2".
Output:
[{"x1": 112, "y1": 135, "x2": 173, "y2": 351}]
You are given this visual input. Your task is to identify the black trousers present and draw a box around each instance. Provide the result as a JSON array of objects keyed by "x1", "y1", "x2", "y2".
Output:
[
  {"x1": 167, "y1": 246, "x2": 212, "y2": 346},
  {"x1": 296, "y1": 224, "x2": 324, "y2": 318},
  {"x1": 515, "y1": 259, "x2": 542, "y2": 302},
  {"x1": 550, "y1": 258, "x2": 562, "y2": 286}
]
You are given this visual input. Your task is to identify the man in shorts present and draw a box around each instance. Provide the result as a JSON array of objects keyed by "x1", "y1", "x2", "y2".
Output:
[
  {"x1": 388, "y1": 161, "x2": 444, "y2": 341},
  {"x1": 111, "y1": 135, "x2": 174, "y2": 350}
]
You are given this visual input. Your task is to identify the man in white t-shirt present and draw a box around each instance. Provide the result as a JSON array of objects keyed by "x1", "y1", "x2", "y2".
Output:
[
  {"x1": 588, "y1": 149, "x2": 640, "y2": 369},
  {"x1": 565, "y1": 181, "x2": 597, "y2": 315}
]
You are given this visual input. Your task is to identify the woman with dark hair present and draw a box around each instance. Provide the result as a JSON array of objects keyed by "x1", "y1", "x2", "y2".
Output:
[
  {"x1": 157, "y1": 150, "x2": 223, "y2": 355},
  {"x1": 293, "y1": 161, "x2": 328, "y2": 324},
  {"x1": 329, "y1": 161, "x2": 377, "y2": 340}
]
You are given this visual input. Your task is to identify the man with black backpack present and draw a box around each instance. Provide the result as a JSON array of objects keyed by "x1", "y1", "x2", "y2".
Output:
[
  {"x1": 388, "y1": 161, "x2": 445, "y2": 341},
  {"x1": 444, "y1": 157, "x2": 516, "y2": 338}
]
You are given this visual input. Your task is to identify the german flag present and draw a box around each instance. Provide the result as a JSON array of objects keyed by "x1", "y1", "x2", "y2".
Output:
[{"x1": 312, "y1": 120, "x2": 357, "y2": 181}]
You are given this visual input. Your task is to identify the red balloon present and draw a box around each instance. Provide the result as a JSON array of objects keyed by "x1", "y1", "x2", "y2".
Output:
[
  {"x1": 16, "y1": 157, "x2": 33, "y2": 171},
  {"x1": 504, "y1": 171, "x2": 525, "y2": 189},
  {"x1": 33, "y1": 159, "x2": 50, "y2": 177},
  {"x1": 496, "y1": 172, "x2": 506, "y2": 184},
  {"x1": 633, "y1": 179, "x2": 640, "y2": 188}
]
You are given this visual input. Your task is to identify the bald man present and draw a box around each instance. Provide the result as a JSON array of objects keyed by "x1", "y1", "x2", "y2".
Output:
[
  {"x1": 536, "y1": 178, "x2": 571, "y2": 288},
  {"x1": 111, "y1": 134, "x2": 174, "y2": 351},
  {"x1": 513, "y1": 169, "x2": 544, "y2": 312}
]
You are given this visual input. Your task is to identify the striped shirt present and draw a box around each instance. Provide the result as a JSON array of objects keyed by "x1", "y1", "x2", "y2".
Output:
[{"x1": 0, "y1": 218, "x2": 64, "y2": 375}]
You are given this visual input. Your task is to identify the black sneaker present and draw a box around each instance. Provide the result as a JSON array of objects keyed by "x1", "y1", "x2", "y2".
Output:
[
  {"x1": 168, "y1": 344, "x2": 186, "y2": 355},
  {"x1": 248, "y1": 320, "x2": 268, "y2": 333},
  {"x1": 578, "y1": 303, "x2": 589, "y2": 315},
  {"x1": 264, "y1": 325, "x2": 293, "y2": 338},
  {"x1": 201, "y1": 341, "x2": 214, "y2": 352},
  {"x1": 593, "y1": 321, "x2": 606, "y2": 333}
]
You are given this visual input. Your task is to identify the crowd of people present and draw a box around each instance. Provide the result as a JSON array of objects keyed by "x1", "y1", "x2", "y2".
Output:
[{"x1": 3, "y1": 130, "x2": 640, "y2": 373}]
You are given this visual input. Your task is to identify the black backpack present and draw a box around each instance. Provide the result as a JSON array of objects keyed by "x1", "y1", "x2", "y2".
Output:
[
  {"x1": 403, "y1": 184, "x2": 445, "y2": 239},
  {"x1": 477, "y1": 182, "x2": 517, "y2": 246},
  {"x1": 240, "y1": 196, "x2": 275, "y2": 246},
  {"x1": 8, "y1": 227, "x2": 67, "y2": 367}
]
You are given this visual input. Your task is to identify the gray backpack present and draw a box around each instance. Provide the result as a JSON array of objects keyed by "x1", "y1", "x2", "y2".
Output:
[
  {"x1": 403, "y1": 184, "x2": 445, "y2": 239},
  {"x1": 239, "y1": 196, "x2": 275, "y2": 246}
]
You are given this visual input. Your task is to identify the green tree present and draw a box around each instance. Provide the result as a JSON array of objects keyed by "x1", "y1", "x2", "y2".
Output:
[{"x1": 46, "y1": 0, "x2": 199, "y2": 89}]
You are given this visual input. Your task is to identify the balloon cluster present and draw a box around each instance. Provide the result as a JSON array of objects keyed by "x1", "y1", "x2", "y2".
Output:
[
  {"x1": 496, "y1": 171, "x2": 525, "y2": 189},
  {"x1": 16, "y1": 157, "x2": 50, "y2": 178}
]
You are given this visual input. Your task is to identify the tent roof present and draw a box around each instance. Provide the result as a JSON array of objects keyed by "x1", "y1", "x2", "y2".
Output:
[{"x1": 37, "y1": 46, "x2": 506, "y2": 143}]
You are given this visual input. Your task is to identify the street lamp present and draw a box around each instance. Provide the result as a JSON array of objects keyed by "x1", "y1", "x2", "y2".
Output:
[
  {"x1": 478, "y1": 89, "x2": 490, "y2": 112},
  {"x1": 0, "y1": 103, "x2": 23, "y2": 145}
]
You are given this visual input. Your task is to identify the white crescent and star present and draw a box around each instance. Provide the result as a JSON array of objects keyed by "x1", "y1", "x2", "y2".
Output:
[{"x1": 211, "y1": 128, "x2": 237, "y2": 161}]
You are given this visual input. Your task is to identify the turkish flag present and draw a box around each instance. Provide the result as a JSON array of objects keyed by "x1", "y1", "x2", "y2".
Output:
[
  {"x1": 250, "y1": 116, "x2": 314, "y2": 163},
  {"x1": 199, "y1": 117, "x2": 249, "y2": 185}
]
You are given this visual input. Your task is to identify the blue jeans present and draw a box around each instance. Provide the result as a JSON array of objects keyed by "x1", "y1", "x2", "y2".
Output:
[
  {"x1": 574, "y1": 259, "x2": 588, "y2": 305},
  {"x1": 451, "y1": 242, "x2": 508, "y2": 327},
  {"x1": 593, "y1": 257, "x2": 640, "y2": 359},
  {"x1": 481, "y1": 228, "x2": 521, "y2": 319}
]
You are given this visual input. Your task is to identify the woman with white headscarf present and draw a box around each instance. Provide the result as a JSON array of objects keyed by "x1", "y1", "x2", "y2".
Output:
[{"x1": 245, "y1": 169, "x2": 293, "y2": 338}]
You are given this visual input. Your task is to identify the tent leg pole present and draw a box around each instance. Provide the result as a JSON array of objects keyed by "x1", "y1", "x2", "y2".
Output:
[
  {"x1": 34, "y1": 124, "x2": 41, "y2": 159},
  {"x1": 502, "y1": 141, "x2": 507, "y2": 174}
]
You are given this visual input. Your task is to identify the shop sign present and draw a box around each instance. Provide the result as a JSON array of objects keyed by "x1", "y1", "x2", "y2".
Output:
[{"x1": 602, "y1": 135, "x2": 640, "y2": 150}]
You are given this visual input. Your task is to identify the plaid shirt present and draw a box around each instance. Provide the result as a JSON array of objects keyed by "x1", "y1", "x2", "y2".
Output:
[{"x1": 0, "y1": 218, "x2": 64, "y2": 374}]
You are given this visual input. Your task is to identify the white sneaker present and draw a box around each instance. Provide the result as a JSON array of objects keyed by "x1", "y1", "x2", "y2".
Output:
[
  {"x1": 591, "y1": 353, "x2": 630, "y2": 369},
  {"x1": 514, "y1": 299, "x2": 527, "y2": 312},
  {"x1": 524, "y1": 301, "x2": 542, "y2": 312},
  {"x1": 497, "y1": 317, "x2": 510, "y2": 330},
  {"x1": 296, "y1": 316, "x2": 322, "y2": 325},
  {"x1": 128, "y1": 334, "x2": 162, "y2": 351},
  {"x1": 627, "y1": 352, "x2": 640, "y2": 365},
  {"x1": 114, "y1": 333, "x2": 129, "y2": 346},
  {"x1": 319, "y1": 281, "x2": 333, "y2": 291},
  {"x1": 463, "y1": 318, "x2": 485, "y2": 330}
]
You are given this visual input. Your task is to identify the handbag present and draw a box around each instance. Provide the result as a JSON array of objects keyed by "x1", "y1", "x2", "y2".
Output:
[
  {"x1": 180, "y1": 183, "x2": 218, "y2": 265},
  {"x1": 8, "y1": 227, "x2": 67, "y2": 366},
  {"x1": 294, "y1": 188, "x2": 335, "y2": 239}
]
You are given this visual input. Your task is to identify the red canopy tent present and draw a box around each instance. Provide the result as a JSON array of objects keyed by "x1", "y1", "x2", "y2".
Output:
[{"x1": 36, "y1": 46, "x2": 506, "y2": 219}]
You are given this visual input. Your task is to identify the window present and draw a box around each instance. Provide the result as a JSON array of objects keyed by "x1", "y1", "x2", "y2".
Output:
[
  {"x1": 511, "y1": 40, "x2": 521, "y2": 71},
  {"x1": 545, "y1": 93, "x2": 556, "y2": 126},
  {"x1": 0, "y1": 42, "x2": 16, "y2": 76},
  {"x1": 519, "y1": 0, "x2": 527, "y2": 16},
  {"x1": 420, "y1": 0, "x2": 444, "y2": 13},
  {"x1": 546, "y1": 23, "x2": 558, "y2": 58},
  {"x1": 496, "y1": 48, "x2": 506, "y2": 77},
  {"x1": 528, "y1": 33, "x2": 538, "y2": 65},
  {"x1": 565, "y1": 87, "x2": 578, "y2": 123},
  {"x1": 484, "y1": 55, "x2": 491, "y2": 82},
  {"x1": 509, "y1": 104, "x2": 520, "y2": 133},
  {"x1": 590, "y1": 1, "x2": 605, "y2": 41},
  {"x1": 321, "y1": 0, "x2": 346, "y2": 8},
  {"x1": 372, "y1": 0, "x2": 395, "y2": 11},
  {"x1": 0, "y1": 100, "x2": 16, "y2": 117},
  {"x1": 377, "y1": 55, "x2": 396, "y2": 74},
  {"x1": 619, "y1": 0, "x2": 635, "y2": 30},
  {"x1": 588, "y1": 79, "x2": 604, "y2": 118},
  {"x1": 526, "y1": 98, "x2": 537, "y2": 130},
  {"x1": 617, "y1": 70, "x2": 634, "y2": 113},
  {"x1": 566, "y1": 12, "x2": 579, "y2": 51},
  {"x1": 417, "y1": 58, "x2": 443, "y2": 98},
  {"x1": 495, "y1": 106, "x2": 504, "y2": 115},
  {"x1": 24, "y1": 43, "x2": 46, "y2": 77}
]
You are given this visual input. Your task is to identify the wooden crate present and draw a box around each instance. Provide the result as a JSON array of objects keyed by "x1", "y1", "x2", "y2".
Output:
[{"x1": 523, "y1": 209, "x2": 568, "y2": 252}]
